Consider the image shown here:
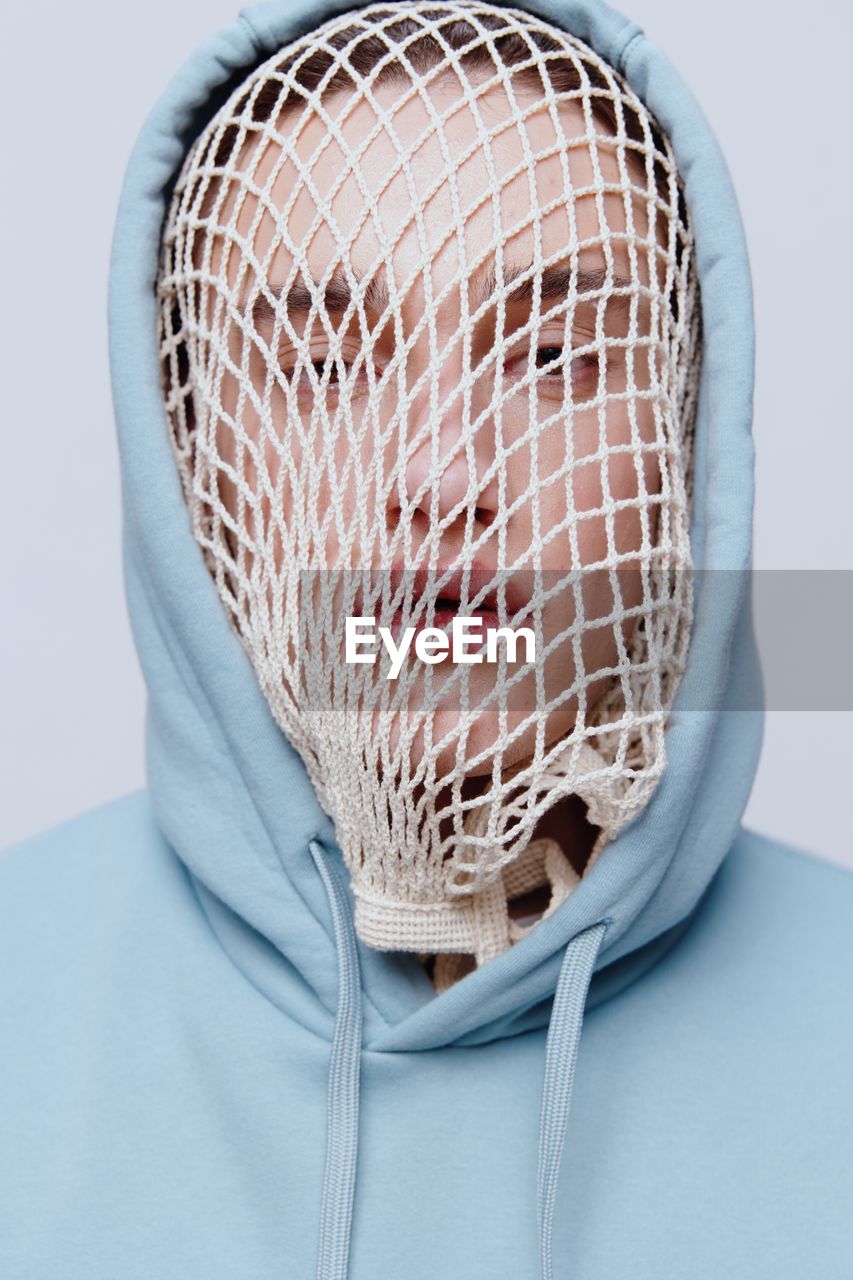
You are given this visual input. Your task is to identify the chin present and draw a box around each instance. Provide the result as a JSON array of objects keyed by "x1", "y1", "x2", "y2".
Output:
[{"x1": 383, "y1": 670, "x2": 581, "y2": 784}]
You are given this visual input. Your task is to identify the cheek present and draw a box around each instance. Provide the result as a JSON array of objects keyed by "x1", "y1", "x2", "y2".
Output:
[
  {"x1": 606, "y1": 398, "x2": 663, "y2": 559},
  {"x1": 223, "y1": 407, "x2": 402, "y2": 575},
  {"x1": 207, "y1": 362, "x2": 291, "y2": 581},
  {"x1": 529, "y1": 399, "x2": 666, "y2": 724},
  {"x1": 532, "y1": 401, "x2": 663, "y2": 565},
  {"x1": 211, "y1": 366, "x2": 245, "y2": 526}
]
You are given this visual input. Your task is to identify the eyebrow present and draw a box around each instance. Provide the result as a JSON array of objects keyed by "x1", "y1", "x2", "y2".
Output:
[
  {"x1": 249, "y1": 272, "x2": 389, "y2": 330},
  {"x1": 486, "y1": 262, "x2": 632, "y2": 307},
  {"x1": 248, "y1": 261, "x2": 632, "y2": 328}
]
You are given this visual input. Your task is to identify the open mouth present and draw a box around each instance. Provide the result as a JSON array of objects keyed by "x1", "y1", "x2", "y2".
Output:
[
  {"x1": 385, "y1": 564, "x2": 524, "y2": 635},
  {"x1": 390, "y1": 598, "x2": 502, "y2": 635},
  {"x1": 347, "y1": 564, "x2": 531, "y2": 638}
]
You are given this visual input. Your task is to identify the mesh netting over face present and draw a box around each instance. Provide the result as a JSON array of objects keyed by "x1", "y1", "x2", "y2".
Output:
[{"x1": 157, "y1": 0, "x2": 701, "y2": 980}]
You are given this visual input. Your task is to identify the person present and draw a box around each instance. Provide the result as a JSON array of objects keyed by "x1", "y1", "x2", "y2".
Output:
[{"x1": 1, "y1": 1, "x2": 850, "y2": 1277}]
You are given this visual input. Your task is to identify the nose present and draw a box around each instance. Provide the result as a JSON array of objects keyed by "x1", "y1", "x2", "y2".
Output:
[
  {"x1": 404, "y1": 440, "x2": 480, "y2": 521},
  {"x1": 392, "y1": 375, "x2": 500, "y2": 530}
]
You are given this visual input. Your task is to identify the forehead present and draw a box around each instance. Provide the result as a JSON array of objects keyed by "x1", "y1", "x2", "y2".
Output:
[{"x1": 209, "y1": 73, "x2": 655, "y2": 300}]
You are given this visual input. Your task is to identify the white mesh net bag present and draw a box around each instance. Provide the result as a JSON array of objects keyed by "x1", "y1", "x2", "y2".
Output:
[{"x1": 157, "y1": 0, "x2": 701, "y2": 988}]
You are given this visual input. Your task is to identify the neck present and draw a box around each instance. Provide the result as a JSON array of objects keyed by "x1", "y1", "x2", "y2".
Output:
[{"x1": 506, "y1": 794, "x2": 597, "y2": 921}]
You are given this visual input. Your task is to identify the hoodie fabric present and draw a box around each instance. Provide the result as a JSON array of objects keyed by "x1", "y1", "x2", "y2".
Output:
[{"x1": 2, "y1": 1, "x2": 853, "y2": 1276}]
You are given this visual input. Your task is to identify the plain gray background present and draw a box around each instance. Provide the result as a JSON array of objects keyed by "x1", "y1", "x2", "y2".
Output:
[{"x1": 2, "y1": 0, "x2": 851, "y2": 868}]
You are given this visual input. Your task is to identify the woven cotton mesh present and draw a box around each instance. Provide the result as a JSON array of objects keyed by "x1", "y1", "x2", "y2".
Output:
[{"x1": 157, "y1": 0, "x2": 701, "y2": 970}]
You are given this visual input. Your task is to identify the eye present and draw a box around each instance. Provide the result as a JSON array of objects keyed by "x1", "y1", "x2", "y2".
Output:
[
  {"x1": 536, "y1": 346, "x2": 601, "y2": 379},
  {"x1": 278, "y1": 349, "x2": 365, "y2": 396},
  {"x1": 535, "y1": 345, "x2": 565, "y2": 370},
  {"x1": 568, "y1": 351, "x2": 600, "y2": 381},
  {"x1": 312, "y1": 357, "x2": 345, "y2": 383},
  {"x1": 506, "y1": 344, "x2": 600, "y2": 383},
  {"x1": 280, "y1": 353, "x2": 343, "y2": 382}
]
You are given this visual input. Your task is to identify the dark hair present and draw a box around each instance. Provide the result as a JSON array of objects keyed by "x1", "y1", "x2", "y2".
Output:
[{"x1": 201, "y1": 6, "x2": 671, "y2": 198}]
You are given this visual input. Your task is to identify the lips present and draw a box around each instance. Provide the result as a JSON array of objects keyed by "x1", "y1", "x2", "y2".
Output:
[{"x1": 385, "y1": 562, "x2": 528, "y2": 632}]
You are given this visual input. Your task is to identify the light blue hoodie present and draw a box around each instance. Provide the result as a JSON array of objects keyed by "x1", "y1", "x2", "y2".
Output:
[{"x1": 2, "y1": 1, "x2": 852, "y2": 1276}]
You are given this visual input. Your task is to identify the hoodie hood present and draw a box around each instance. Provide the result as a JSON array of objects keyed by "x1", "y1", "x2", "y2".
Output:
[{"x1": 109, "y1": 0, "x2": 762, "y2": 1057}]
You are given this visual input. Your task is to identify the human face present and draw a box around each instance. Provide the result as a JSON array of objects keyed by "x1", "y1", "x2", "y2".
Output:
[{"x1": 196, "y1": 68, "x2": 670, "y2": 779}]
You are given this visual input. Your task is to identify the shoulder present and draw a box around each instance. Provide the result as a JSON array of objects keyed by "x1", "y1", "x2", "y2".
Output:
[
  {"x1": 0, "y1": 792, "x2": 190, "y2": 969},
  {"x1": 0, "y1": 790, "x2": 168, "y2": 892},
  {"x1": 1, "y1": 789, "x2": 160, "y2": 865},
  {"x1": 724, "y1": 824, "x2": 853, "y2": 927},
  {"x1": 620, "y1": 825, "x2": 853, "y2": 1146},
  {"x1": 682, "y1": 825, "x2": 853, "y2": 1028}
]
